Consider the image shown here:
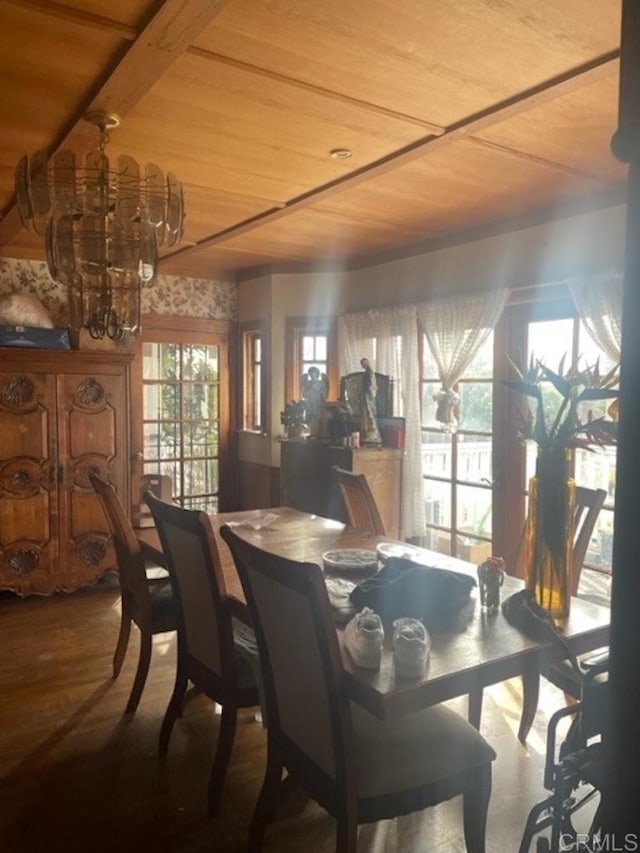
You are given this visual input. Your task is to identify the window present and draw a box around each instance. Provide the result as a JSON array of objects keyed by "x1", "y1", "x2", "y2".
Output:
[
  {"x1": 301, "y1": 333, "x2": 328, "y2": 383},
  {"x1": 243, "y1": 329, "x2": 263, "y2": 431},
  {"x1": 420, "y1": 332, "x2": 494, "y2": 562},
  {"x1": 285, "y1": 317, "x2": 336, "y2": 403},
  {"x1": 142, "y1": 341, "x2": 221, "y2": 513}
]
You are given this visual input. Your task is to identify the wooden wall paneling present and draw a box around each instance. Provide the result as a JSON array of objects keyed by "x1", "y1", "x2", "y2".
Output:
[{"x1": 236, "y1": 460, "x2": 279, "y2": 510}]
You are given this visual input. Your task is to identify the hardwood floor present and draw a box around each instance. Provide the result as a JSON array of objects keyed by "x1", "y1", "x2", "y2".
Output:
[{"x1": 0, "y1": 584, "x2": 598, "y2": 852}]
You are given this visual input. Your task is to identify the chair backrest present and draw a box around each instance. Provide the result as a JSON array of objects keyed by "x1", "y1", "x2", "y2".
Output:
[
  {"x1": 571, "y1": 486, "x2": 607, "y2": 595},
  {"x1": 132, "y1": 473, "x2": 173, "y2": 529},
  {"x1": 89, "y1": 472, "x2": 151, "y2": 626},
  {"x1": 515, "y1": 485, "x2": 606, "y2": 595},
  {"x1": 220, "y1": 524, "x2": 354, "y2": 796},
  {"x1": 331, "y1": 465, "x2": 386, "y2": 536},
  {"x1": 145, "y1": 492, "x2": 232, "y2": 680}
]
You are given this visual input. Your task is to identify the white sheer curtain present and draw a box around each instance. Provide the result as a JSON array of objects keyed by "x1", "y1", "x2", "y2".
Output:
[
  {"x1": 338, "y1": 305, "x2": 424, "y2": 538},
  {"x1": 569, "y1": 271, "x2": 622, "y2": 363},
  {"x1": 416, "y1": 290, "x2": 508, "y2": 429}
]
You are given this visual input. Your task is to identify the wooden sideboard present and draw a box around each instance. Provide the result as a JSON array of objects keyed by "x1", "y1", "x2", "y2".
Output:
[
  {"x1": 280, "y1": 440, "x2": 403, "y2": 538},
  {"x1": 0, "y1": 349, "x2": 131, "y2": 596}
]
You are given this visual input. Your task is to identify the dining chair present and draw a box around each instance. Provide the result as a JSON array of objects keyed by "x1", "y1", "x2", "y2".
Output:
[
  {"x1": 220, "y1": 524, "x2": 496, "y2": 853},
  {"x1": 515, "y1": 486, "x2": 607, "y2": 595},
  {"x1": 145, "y1": 492, "x2": 260, "y2": 815},
  {"x1": 132, "y1": 472, "x2": 173, "y2": 529},
  {"x1": 331, "y1": 465, "x2": 386, "y2": 535},
  {"x1": 568, "y1": 486, "x2": 608, "y2": 596},
  {"x1": 89, "y1": 472, "x2": 176, "y2": 714}
]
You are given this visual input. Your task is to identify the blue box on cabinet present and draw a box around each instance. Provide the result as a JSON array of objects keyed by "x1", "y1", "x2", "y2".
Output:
[{"x1": 0, "y1": 325, "x2": 71, "y2": 349}]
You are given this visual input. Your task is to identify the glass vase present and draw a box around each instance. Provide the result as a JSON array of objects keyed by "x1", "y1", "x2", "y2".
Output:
[{"x1": 522, "y1": 449, "x2": 576, "y2": 621}]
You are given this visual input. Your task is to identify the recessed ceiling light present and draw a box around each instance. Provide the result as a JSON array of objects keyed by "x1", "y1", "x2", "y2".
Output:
[{"x1": 330, "y1": 148, "x2": 352, "y2": 159}]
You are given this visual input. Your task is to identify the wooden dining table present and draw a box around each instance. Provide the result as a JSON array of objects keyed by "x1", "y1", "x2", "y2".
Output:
[{"x1": 138, "y1": 506, "x2": 610, "y2": 741}]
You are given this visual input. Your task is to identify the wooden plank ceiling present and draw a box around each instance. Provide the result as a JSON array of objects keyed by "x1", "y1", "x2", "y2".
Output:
[{"x1": 0, "y1": 0, "x2": 625, "y2": 281}]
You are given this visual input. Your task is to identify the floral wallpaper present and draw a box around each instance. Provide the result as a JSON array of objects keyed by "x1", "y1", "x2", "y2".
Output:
[
  {"x1": 0, "y1": 258, "x2": 68, "y2": 324},
  {"x1": 143, "y1": 271, "x2": 237, "y2": 319},
  {"x1": 0, "y1": 257, "x2": 237, "y2": 325}
]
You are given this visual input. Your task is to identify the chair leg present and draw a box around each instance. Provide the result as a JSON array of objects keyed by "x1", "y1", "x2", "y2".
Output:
[
  {"x1": 463, "y1": 763, "x2": 492, "y2": 853},
  {"x1": 468, "y1": 687, "x2": 483, "y2": 729},
  {"x1": 248, "y1": 744, "x2": 282, "y2": 853},
  {"x1": 207, "y1": 703, "x2": 237, "y2": 815},
  {"x1": 112, "y1": 610, "x2": 132, "y2": 678},
  {"x1": 336, "y1": 814, "x2": 358, "y2": 853},
  {"x1": 518, "y1": 667, "x2": 541, "y2": 744},
  {"x1": 159, "y1": 668, "x2": 188, "y2": 755},
  {"x1": 124, "y1": 629, "x2": 152, "y2": 715}
]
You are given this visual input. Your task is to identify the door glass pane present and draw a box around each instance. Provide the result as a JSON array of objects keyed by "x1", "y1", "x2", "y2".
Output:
[
  {"x1": 457, "y1": 433, "x2": 493, "y2": 483},
  {"x1": 421, "y1": 382, "x2": 443, "y2": 427},
  {"x1": 421, "y1": 432, "x2": 451, "y2": 477},
  {"x1": 182, "y1": 344, "x2": 218, "y2": 379},
  {"x1": 183, "y1": 458, "x2": 219, "y2": 495},
  {"x1": 183, "y1": 495, "x2": 218, "y2": 514},
  {"x1": 423, "y1": 479, "x2": 451, "y2": 528},
  {"x1": 143, "y1": 383, "x2": 179, "y2": 420},
  {"x1": 143, "y1": 342, "x2": 179, "y2": 380},
  {"x1": 145, "y1": 459, "x2": 179, "y2": 488},
  {"x1": 457, "y1": 485, "x2": 492, "y2": 538},
  {"x1": 458, "y1": 382, "x2": 492, "y2": 432},
  {"x1": 465, "y1": 334, "x2": 493, "y2": 377},
  {"x1": 528, "y1": 318, "x2": 573, "y2": 368},
  {"x1": 578, "y1": 322, "x2": 617, "y2": 373},
  {"x1": 182, "y1": 383, "x2": 218, "y2": 419},
  {"x1": 422, "y1": 341, "x2": 439, "y2": 378},
  {"x1": 144, "y1": 422, "x2": 178, "y2": 459},
  {"x1": 184, "y1": 422, "x2": 219, "y2": 457}
]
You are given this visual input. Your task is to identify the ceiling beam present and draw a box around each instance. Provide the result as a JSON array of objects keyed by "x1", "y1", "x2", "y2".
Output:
[
  {"x1": 0, "y1": 0, "x2": 233, "y2": 245},
  {"x1": 162, "y1": 50, "x2": 620, "y2": 267}
]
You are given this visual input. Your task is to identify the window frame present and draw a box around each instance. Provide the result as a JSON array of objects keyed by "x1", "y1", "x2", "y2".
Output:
[
  {"x1": 284, "y1": 316, "x2": 338, "y2": 404},
  {"x1": 242, "y1": 326, "x2": 264, "y2": 432}
]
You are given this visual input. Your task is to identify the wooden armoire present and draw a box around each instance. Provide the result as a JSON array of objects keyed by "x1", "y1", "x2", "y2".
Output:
[{"x1": 0, "y1": 349, "x2": 131, "y2": 596}]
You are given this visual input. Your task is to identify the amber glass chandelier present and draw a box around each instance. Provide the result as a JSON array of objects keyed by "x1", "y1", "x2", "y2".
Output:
[{"x1": 15, "y1": 111, "x2": 184, "y2": 339}]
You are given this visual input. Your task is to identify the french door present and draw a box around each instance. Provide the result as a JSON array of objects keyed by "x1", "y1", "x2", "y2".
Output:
[
  {"x1": 132, "y1": 318, "x2": 231, "y2": 514},
  {"x1": 493, "y1": 299, "x2": 616, "y2": 593}
]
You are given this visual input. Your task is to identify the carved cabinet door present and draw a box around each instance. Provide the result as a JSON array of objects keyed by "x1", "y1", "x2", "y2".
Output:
[
  {"x1": 0, "y1": 371, "x2": 58, "y2": 594},
  {"x1": 0, "y1": 352, "x2": 131, "y2": 596},
  {"x1": 56, "y1": 370, "x2": 127, "y2": 590}
]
